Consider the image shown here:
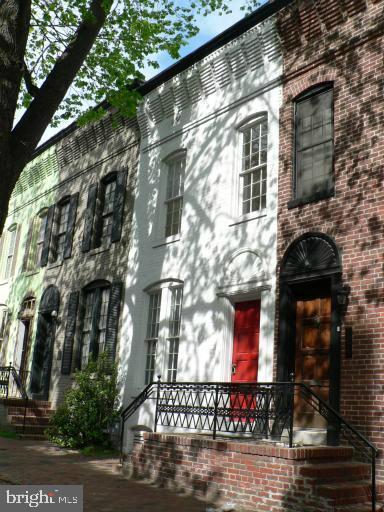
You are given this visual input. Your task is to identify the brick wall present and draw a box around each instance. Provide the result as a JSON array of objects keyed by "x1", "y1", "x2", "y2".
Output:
[
  {"x1": 276, "y1": 0, "x2": 384, "y2": 475},
  {"x1": 125, "y1": 433, "x2": 353, "y2": 511}
]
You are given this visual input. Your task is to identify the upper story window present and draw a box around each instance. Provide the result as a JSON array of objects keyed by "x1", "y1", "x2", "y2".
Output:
[
  {"x1": 4, "y1": 225, "x2": 18, "y2": 279},
  {"x1": 100, "y1": 178, "x2": 117, "y2": 245},
  {"x1": 144, "y1": 281, "x2": 183, "y2": 384},
  {"x1": 165, "y1": 154, "x2": 186, "y2": 238},
  {"x1": 0, "y1": 225, "x2": 20, "y2": 280},
  {"x1": 82, "y1": 170, "x2": 127, "y2": 252},
  {"x1": 239, "y1": 115, "x2": 268, "y2": 215},
  {"x1": 293, "y1": 85, "x2": 334, "y2": 204},
  {"x1": 55, "y1": 199, "x2": 70, "y2": 261},
  {"x1": 0, "y1": 306, "x2": 8, "y2": 342},
  {"x1": 23, "y1": 209, "x2": 48, "y2": 272},
  {"x1": 35, "y1": 210, "x2": 48, "y2": 267},
  {"x1": 40, "y1": 193, "x2": 79, "y2": 267}
]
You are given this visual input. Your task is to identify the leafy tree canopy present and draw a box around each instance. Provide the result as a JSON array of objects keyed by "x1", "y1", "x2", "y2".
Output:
[
  {"x1": 0, "y1": 0, "x2": 258, "y2": 234},
  {"x1": 23, "y1": 0, "x2": 258, "y2": 126}
]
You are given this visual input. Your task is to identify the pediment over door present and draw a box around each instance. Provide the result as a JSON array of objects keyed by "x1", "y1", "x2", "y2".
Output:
[{"x1": 217, "y1": 249, "x2": 271, "y2": 300}]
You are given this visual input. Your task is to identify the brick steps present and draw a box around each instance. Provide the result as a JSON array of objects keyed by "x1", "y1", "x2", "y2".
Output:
[
  {"x1": 10, "y1": 415, "x2": 50, "y2": 425},
  {"x1": 300, "y1": 461, "x2": 371, "y2": 482},
  {"x1": 1, "y1": 399, "x2": 53, "y2": 440},
  {"x1": 299, "y1": 458, "x2": 383, "y2": 510},
  {"x1": 336, "y1": 504, "x2": 384, "y2": 512}
]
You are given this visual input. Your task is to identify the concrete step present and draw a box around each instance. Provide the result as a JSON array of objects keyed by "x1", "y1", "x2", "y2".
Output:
[{"x1": 300, "y1": 461, "x2": 371, "y2": 482}]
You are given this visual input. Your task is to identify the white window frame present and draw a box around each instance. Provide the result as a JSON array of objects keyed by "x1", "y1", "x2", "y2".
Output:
[
  {"x1": 143, "y1": 281, "x2": 183, "y2": 385},
  {"x1": 0, "y1": 307, "x2": 8, "y2": 342},
  {"x1": 232, "y1": 113, "x2": 269, "y2": 225},
  {"x1": 4, "y1": 225, "x2": 18, "y2": 280},
  {"x1": 153, "y1": 150, "x2": 187, "y2": 247}
]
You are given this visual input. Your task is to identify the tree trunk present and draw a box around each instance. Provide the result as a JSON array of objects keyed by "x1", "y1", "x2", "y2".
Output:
[{"x1": 0, "y1": 142, "x2": 25, "y2": 235}]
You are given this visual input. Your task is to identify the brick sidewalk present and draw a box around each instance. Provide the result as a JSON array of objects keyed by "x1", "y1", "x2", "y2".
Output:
[{"x1": 0, "y1": 438, "x2": 210, "y2": 512}]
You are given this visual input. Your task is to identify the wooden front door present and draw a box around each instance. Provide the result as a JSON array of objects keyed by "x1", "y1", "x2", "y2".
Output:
[
  {"x1": 231, "y1": 300, "x2": 260, "y2": 383},
  {"x1": 295, "y1": 296, "x2": 331, "y2": 428}
]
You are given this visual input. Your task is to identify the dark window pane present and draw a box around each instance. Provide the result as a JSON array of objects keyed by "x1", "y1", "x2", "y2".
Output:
[{"x1": 295, "y1": 88, "x2": 333, "y2": 199}]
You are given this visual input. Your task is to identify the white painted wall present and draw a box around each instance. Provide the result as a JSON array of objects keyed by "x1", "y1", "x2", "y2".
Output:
[{"x1": 120, "y1": 18, "x2": 282, "y2": 444}]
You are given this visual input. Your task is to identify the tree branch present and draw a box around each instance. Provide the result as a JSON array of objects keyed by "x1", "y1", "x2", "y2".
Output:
[
  {"x1": 22, "y1": 60, "x2": 39, "y2": 97},
  {"x1": 11, "y1": 0, "x2": 112, "y2": 161}
]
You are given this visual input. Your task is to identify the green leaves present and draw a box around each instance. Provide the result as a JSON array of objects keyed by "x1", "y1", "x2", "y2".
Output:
[
  {"x1": 23, "y1": 0, "x2": 258, "y2": 126},
  {"x1": 47, "y1": 353, "x2": 120, "y2": 449}
]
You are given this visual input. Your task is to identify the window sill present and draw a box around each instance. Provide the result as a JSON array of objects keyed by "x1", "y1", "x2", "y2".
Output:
[
  {"x1": 288, "y1": 189, "x2": 334, "y2": 209},
  {"x1": 152, "y1": 235, "x2": 181, "y2": 248},
  {"x1": 229, "y1": 209, "x2": 267, "y2": 227},
  {"x1": 0, "y1": 279, "x2": 9, "y2": 286},
  {"x1": 86, "y1": 243, "x2": 112, "y2": 257},
  {"x1": 47, "y1": 259, "x2": 63, "y2": 270},
  {"x1": 23, "y1": 269, "x2": 40, "y2": 277}
]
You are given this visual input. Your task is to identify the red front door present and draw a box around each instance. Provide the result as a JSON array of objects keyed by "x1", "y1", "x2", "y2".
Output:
[{"x1": 231, "y1": 300, "x2": 260, "y2": 383}]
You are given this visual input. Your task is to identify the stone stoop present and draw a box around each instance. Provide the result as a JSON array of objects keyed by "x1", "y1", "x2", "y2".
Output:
[
  {"x1": 299, "y1": 461, "x2": 384, "y2": 512},
  {"x1": 1, "y1": 399, "x2": 53, "y2": 440}
]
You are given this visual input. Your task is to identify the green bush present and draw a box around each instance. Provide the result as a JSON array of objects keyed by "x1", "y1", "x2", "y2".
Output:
[{"x1": 47, "y1": 353, "x2": 120, "y2": 449}]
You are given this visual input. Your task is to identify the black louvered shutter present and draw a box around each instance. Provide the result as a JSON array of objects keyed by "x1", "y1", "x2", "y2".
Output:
[
  {"x1": 64, "y1": 192, "x2": 79, "y2": 259},
  {"x1": 61, "y1": 291, "x2": 79, "y2": 375},
  {"x1": 82, "y1": 184, "x2": 98, "y2": 252},
  {"x1": 111, "y1": 170, "x2": 127, "y2": 243},
  {"x1": 22, "y1": 220, "x2": 35, "y2": 271},
  {"x1": 105, "y1": 281, "x2": 123, "y2": 364},
  {"x1": 40, "y1": 205, "x2": 55, "y2": 267}
]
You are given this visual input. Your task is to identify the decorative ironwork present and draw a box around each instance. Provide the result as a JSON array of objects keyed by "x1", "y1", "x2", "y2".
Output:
[
  {"x1": 281, "y1": 234, "x2": 340, "y2": 277},
  {"x1": 0, "y1": 365, "x2": 28, "y2": 400},
  {"x1": 120, "y1": 379, "x2": 378, "y2": 511}
]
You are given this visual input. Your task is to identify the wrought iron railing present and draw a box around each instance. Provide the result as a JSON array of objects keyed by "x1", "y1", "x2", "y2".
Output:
[
  {"x1": 120, "y1": 378, "x2": 379, "y2": 511},
  {"x1": 0, "y1": 365, "x2": 29, "y2": 434}
]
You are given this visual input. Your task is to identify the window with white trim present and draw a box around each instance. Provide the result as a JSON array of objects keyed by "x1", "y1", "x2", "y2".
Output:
[
  {"x1": 167, "y1": 287, "x2": 183, "y2": 382},
  {"x1": 4, "y1": 225, "x2": 18, "y2": 279},
  {"x1": 144, "y1": 283, "x2": 183, "y2": 384},
  {"x1": 0, "y1": 307, "x2": 8, "y2": 342},
  {"x1": 144, "y1": 291, "x2": 161, "y2": 384},
  {"x1": 165, "y1": 155, "x2": 185, "y2": 238},
  {"x1": 240, "y1": 116, "x2": 268, "y2": 215}
]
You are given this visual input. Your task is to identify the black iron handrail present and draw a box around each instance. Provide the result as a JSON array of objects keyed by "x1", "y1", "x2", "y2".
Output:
[
  {"x1": 120, "y1": 379, "x2": 379, "y2": 511},
  {"x1": 0, "y1": 365, "x2": 29, "y2": 434}
]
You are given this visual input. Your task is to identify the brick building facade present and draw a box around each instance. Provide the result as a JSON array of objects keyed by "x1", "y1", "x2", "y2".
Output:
[
  {"x1": 0, "y1": 111, "x2": 139, "y2": 407},
  {"x1": 275, "y1": 0, "x2": 384, "y2": 471}
]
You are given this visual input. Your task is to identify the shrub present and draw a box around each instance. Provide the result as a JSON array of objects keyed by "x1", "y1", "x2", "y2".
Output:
[{"x1": 47, "y1": 353, "x2": 120, "y2": 449}]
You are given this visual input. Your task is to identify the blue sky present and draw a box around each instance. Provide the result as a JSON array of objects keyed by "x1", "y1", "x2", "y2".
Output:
[
  {"x1": 142, "y1": 2, "x2": 253, "y2": 79},
  {"x1": 40, "y1": 1, "x2": 263, "y2": 143}
]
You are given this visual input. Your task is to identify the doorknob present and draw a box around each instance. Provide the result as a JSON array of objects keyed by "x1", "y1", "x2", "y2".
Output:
[{"x1": 232, "y1": 364, "x2": 237, "y2": 375}]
